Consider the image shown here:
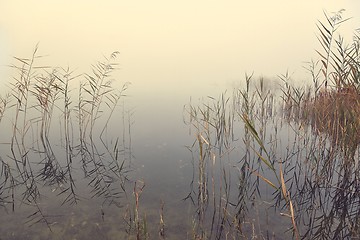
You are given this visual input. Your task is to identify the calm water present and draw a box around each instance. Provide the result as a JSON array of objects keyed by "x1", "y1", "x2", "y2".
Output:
[
  {"x1": 1, "y1": 2, "x2": 360, "y2": 239},
  {"x1": 1, "y1": 63, "x2": 358, "y2": 239}
]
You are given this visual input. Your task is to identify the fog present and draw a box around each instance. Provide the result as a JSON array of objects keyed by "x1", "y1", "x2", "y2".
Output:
[{"x1": 1, "y1": 1, "x2": 359, "y2": 91}]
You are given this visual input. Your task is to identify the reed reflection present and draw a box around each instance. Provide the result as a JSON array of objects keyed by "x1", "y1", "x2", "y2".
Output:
[{"x1": 0, "y1": 46, "x2": 132, "y2": 230}]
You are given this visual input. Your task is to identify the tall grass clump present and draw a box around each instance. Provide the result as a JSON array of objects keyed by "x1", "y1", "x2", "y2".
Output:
[
  {"x1": 285, "y1": 10, "x2": 360, "y2": 157},
  {"x1": 184, "y1": 74, "x2": 298, "y2": 239},
  {"x1": 280, "y1": 10, "x2": 360, "y2": 239},
  {"x1": 0, "y1": 46, "x2": 132, "y2": 231},
  {"x1": 184, "y1": 11, "x2": 360, "y2": 240}
]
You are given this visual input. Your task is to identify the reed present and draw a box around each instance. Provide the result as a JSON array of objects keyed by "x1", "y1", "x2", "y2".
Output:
[
  {"x1": 280, "y1": 10, "x2": 360, "y2": 239},
  {"x1": 159, "y1": 200, "x2": 165, "y2": 239},
  {"x1": 284, "y1": 10, "x2": 360, "y2": 157},
  {"x1": 185, "y1": 33, "x2": 359, "y2": 237},
  {"x1": 0, "y1": 46, "x2": 132, "y2": 232},
  {"x1": 123, "y1": 180, "x2": 148, "y2": 240},
  {"x1": 76, "y1": 52, "x2": 130, "y2": 207},
  {"x1": 1, "y1": 9, "x2": 359, "y2": 240},
  {"x1": 185, "y1": 92, "x2": 240, "y2": 239},
  {"x1": 184, "y1": 75, "x2": 288, "y2": 239}
]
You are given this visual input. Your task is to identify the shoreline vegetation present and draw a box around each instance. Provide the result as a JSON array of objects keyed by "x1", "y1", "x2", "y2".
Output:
[
  {"x1": 284, "y1": 9, "x2": 360, "y2": 158},
  {"x1": 0, "y1": 10, "x2": 359, "y2": 240},
  {"x1": 184, "y1": 10, "x2": 359, "y2": 238}
]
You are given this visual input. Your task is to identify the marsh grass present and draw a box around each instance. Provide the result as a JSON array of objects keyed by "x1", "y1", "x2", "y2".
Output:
[
  {"x1": 304, "y1": 86, "x2": 360, "y2": 155},
  {"x1": 280, "y1": 10, "x2": 360, "y2": 239},
  {"x1": 1, "y1": 9, "x2": 360, "y2": 240},
  {"x1": 184, "y1": 74, "x2": 286, "y2": 239},
  {"x1": 0, "y1": 46, "x2": 132, "y2": 231},
  {"x1": 123, "y1": 180, "x2": 149, "y2": 240},
  {"x1": 183, "y1": 11, "x2": 360, "y2": 240},
  {"x1": 285, "y1": 10, "x2": 360, "y2": 158},
  {"x1": 185, "y1": 76, "x2": 360, "y2": 239}
]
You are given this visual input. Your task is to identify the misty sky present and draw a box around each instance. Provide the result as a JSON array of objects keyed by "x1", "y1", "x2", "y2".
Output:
[{"x1": 1, "y1": 1, "x2": 360, "y2": 93}]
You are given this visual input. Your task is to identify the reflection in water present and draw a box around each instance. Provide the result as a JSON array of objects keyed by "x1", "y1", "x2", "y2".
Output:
[
  {"x1": 0, "y1": 48, "x2": 132, "y2": 233},
  {"x1": 0, "y1": 42, "x2": 359, "y2": 239},
  {"x1": 184, "y1": 73, "x2": 360, "y2": 239},
  {"x1": 184, "y1": 75, "x2": 281, "y2": 239}
]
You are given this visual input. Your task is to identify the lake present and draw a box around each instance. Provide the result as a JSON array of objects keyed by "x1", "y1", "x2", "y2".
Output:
[{"x1": 1, "y1": 1, "x2": 360, "y2": 239}]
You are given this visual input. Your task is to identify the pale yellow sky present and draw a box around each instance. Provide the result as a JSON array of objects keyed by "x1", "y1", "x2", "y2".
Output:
[{"x1": 1, "y1": 1, "x2": 360, "y2": 95}]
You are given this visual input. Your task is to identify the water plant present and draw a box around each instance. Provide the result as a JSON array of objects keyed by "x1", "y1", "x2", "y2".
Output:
[
  {"x1": 0, "y1": 8, "x2": 359, "y2": 240},
  {"x1": 280, "y1": 10, "x2": 360, "y2": 239},
  {"x1": 183, "y1": 11, "x2": 360, "y2": 240},
  {"x1": 0, "y1": 46, "x2": 132, "y2": 232},
  {"x1": 293, "y1": 9, "x2": 360, "y2": 157}
]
